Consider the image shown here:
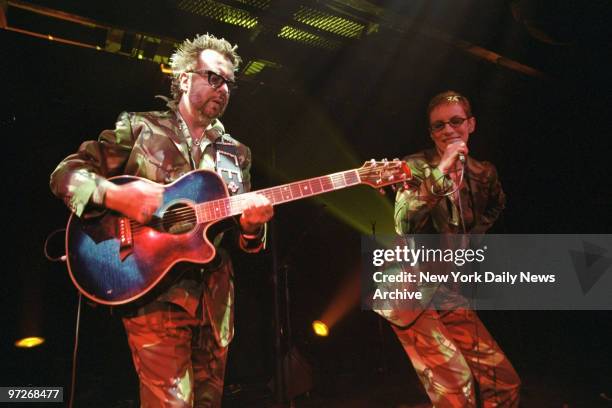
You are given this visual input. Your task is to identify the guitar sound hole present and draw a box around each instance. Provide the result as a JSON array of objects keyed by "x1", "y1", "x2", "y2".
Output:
[{"x1": 161, "y1": 203, "x2": 196, "y2": 234}]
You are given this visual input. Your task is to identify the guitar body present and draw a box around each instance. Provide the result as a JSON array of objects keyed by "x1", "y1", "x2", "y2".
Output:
[{"x1": 66, "y1": 170, "x2": 230, "y2": 305}]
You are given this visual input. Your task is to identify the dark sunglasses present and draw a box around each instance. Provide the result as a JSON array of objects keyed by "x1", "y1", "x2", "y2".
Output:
[
  {"x1": 429, "y1": 116, "x2": 471, "y2": 132},
  {"x1": 190, "y1": 70, "x2": 237, "y2": 92}
]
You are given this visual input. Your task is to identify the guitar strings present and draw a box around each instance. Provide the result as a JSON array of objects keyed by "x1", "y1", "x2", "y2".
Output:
[{"x1": 128, "y1": 168, "x2": 389, "y2": 235}]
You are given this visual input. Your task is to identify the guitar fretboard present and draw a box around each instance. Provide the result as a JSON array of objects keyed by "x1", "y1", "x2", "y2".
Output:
[{"x1": 195, "y1": 169, "x2": 361, "y2": 223}]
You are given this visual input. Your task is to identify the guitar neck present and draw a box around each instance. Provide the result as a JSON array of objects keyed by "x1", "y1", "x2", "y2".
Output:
[{"x1": 195, "y1": 169, "x2": 361, "y2": 223}]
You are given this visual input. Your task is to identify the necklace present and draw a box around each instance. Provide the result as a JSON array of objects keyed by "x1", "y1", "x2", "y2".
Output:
[{"x1": 176, "y1": 112, "x2": 207, "y2": 148}]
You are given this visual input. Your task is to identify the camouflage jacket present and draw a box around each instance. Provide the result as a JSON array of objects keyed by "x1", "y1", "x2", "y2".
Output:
[
  {"x1": 50, "y1": 108, "x2": 264, "y2": 347},
  {"x1": 375, "y1": 149, "x2": 505, "y2": 327},
  {"x1": 395, "y1": 148, "x2": 506, "y2": 234}
]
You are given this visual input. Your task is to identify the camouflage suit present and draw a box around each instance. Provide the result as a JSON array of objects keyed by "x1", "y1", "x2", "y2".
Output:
[
  {"x1": 50, "y1": 105, "x2": 264, "y2": 407},
  {"x1": 382, "y1": 149, "x2": 520, "y2": 407}
]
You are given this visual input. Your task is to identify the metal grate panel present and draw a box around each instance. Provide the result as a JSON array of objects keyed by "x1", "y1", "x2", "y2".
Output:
[
  {"x1": 294, "y1": 6, "x2": 364, "y2": 39},
  {"x1": 242, "y1": 59, "x2": 282, "y2": 76},
  {"x1": 278, "y1": 25, "x2": 341, "y2": 50},
  {"x1": 177, "y1": 0, "x2": 258, "y2": 29},
  {"x1": 235, "y1": 0, "x2": 271, "y2": 10}
]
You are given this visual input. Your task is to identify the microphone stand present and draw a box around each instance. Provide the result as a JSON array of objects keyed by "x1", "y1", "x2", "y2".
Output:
[
  {"x1": 270, "y1": 218, "x2": 288, "y2": 407},
  {"x1": 271, "y1": 204, "x2": 326, "y2": 407},
  {"x1": 372, "y1": 220, "x2": 389, "y2": 376}
]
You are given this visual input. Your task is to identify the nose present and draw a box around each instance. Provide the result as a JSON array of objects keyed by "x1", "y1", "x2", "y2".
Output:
[
  {"x1": 441, "y1": 122, "x2": 454, "y2": 134},
  {"x1": 217, "y1": 82, "x2": 230, "y2": 96}
]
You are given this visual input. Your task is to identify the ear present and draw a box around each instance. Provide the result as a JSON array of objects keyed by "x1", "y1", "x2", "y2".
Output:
[
  {"x1": 467, "y1": 116, "x2": 476, "y2": 134},
  {"x1": 179, "y1": 72, "x2": 190, "y2": 93}
]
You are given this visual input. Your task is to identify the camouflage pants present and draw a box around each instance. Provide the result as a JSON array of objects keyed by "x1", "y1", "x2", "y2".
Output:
[
  {"x1": 122, "y1": 302, "x2": 228, "y2": 407},
  {"x1": 392, "y1": 308, "x2": 520, "y2": 408}
]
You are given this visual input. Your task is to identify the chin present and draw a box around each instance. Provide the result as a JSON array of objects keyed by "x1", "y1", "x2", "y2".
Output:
[
  {"x1": 208, "y1": 105, "x2": 226, "y2": 118},
  {"x1": 200, "y1": 109, "x2": 220, "y2": 121}
]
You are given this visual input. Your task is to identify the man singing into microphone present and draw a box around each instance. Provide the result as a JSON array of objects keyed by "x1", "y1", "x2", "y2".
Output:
[{"x1": 381, "y1": 91, "x2": 520, "y2": 407}]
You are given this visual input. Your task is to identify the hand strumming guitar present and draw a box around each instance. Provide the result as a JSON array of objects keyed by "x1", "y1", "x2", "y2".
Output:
[{"x1": 104, "y1": 180, "x2": 164, "y2": 224}]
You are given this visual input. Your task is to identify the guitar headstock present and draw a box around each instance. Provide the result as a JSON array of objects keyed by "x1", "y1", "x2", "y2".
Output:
[{"x1": 358, "y1": 159, "x2": 412, "y2": 188}]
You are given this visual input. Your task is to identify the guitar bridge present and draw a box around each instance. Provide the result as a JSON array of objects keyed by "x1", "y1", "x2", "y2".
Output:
[{"x1": 118, "y1": 217, "x2": 133, "y2": 261}]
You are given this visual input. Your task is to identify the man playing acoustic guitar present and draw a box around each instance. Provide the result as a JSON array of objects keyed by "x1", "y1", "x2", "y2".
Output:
[{"x1": 50, "y1": 34, "x2": 273, "y2": 407}]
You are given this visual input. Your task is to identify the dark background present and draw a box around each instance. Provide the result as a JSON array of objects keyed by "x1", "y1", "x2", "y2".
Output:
[{"x1": 2, "y1": 0, "x2": 611, "y2": 406}]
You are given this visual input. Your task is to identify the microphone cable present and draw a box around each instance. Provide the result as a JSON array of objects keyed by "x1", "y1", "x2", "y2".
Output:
[
  {"x1": 458, "y1": 164, "x2": 503, "y2": 406},
  {"x1": 43, "y1": 228, "x2": 66, "y2": 262},
  {"x1": 430, "y1": 163, "x2": 465, "y2": 199},
  {"x1": 68, "y1": 293, "x2": 82, "y2": 408}
]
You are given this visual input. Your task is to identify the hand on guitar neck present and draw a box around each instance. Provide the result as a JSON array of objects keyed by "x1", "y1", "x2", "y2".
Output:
[
  {"x1": 238, "y1": 194, "x2": 273, "y2": 234},
  {"x1": 104, "y1": 180, "x2": 164, "y2": 224}
]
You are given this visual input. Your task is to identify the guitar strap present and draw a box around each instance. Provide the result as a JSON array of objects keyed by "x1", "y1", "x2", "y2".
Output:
[{"x1": 214, "y1": 139, "x2": 246, "y2": 196}]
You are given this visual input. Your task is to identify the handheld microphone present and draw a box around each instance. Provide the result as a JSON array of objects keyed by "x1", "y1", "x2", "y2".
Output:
[{"x1": 450, "y1": 140, "x2": 466, "y2": 164}]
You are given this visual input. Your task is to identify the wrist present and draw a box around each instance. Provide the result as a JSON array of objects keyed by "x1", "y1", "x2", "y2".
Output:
[
  {"x1": 240, "y1": 221, "x2": 264, "y2": 239},
  {"x1": 239, "y1": 215, "x2": 262, "y2": 234},
  {"x1": 102, "y1": 183, "x2": 121, "y2": 210},
  {"x1": 239, "y1": 222, "x2": 266, "y2": 252},
  {"x1": 432, "y1": 166, "x2": 447, "y2": 180}
]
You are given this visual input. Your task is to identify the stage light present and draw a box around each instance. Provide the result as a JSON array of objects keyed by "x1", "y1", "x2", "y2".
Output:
[
  {"x1": 15, "y1": 336, "x2": 45, "y2": 348},
  {"x1": 312, "y1": 320, "x2": 329, "y2": 337},
  {"x1": 315, "y1": 263, "x2": 362, "y2": 339},
  {"x1": 160, "y1": 64, "x2": 173, "y2": 75}
]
